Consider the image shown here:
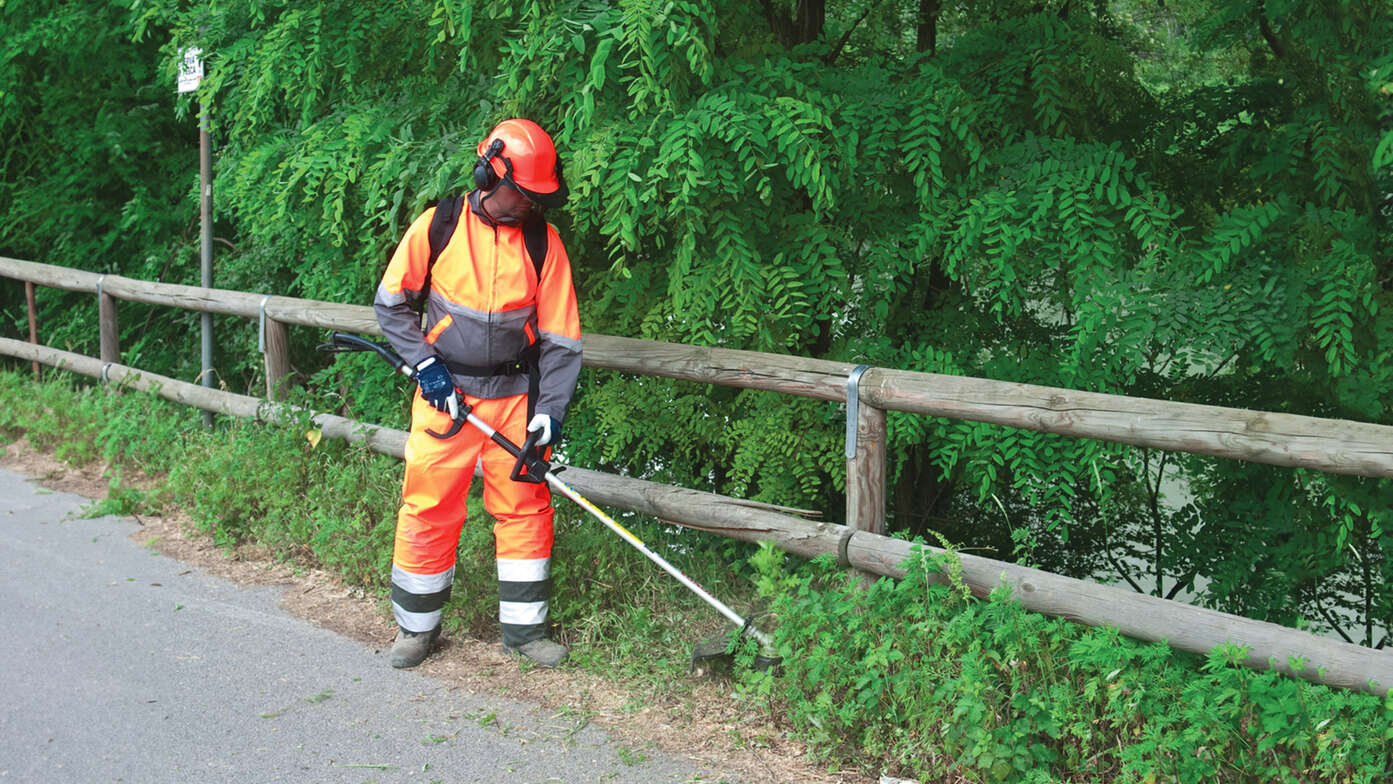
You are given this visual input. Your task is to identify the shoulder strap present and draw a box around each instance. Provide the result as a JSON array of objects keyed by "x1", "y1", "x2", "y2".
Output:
[
  {"x1": 519, "y1": 220, "x2": 548, "y2": 421},
  {"x1": 523, "y1": 218, "x2": 549, "y2": 282},
  {"x1": 418, "y1": 196, "x2": 465, "y2": 311}
]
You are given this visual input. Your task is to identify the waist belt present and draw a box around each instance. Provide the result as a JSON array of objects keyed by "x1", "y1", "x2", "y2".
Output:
[
  {"x1": 445, "y1": 358, "x2": 530, "y2": 377},
  {"x1": 444, "y1": 344, "x2": 540, "y2": 378},
  {"x1": 444, "y1": 345, "x2": 543, "y2": 422}
]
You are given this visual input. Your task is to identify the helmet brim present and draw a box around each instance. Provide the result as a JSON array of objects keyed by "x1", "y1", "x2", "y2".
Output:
[{"x1": 510, "y1": 169, "x2": 568, "y2": 210}]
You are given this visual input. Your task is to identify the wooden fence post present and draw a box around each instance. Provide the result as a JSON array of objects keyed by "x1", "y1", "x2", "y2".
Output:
[
  {"x1": 25, "y1": 281, "x2": 39, "y2": 378},
  {"x1": 845, "y1": 366, "x2": 886, "y2": 536},
  {"x1": 97, "y1": 278, "x2": 120, "y2": 364},
  {"x1": 260, "y1": 298, "x2": 291, "y2": 400}
]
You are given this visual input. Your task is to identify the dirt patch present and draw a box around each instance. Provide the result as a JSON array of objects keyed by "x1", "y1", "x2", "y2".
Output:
[{"x1": 0, "y1": 436, "x2": 871, "y2": 784}]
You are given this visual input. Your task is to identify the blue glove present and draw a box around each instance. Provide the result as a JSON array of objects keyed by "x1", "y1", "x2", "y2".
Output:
[{"x1": 414, "y1": 356, "x2": 457, "y2": 416}]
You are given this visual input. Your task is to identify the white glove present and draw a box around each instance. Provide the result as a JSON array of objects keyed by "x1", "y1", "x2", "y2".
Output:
[{"x1": 526, "y1": 413, "x2": 555, "y2": 446}]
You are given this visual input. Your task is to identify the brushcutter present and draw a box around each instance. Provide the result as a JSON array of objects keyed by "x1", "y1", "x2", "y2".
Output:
[{"x1": 318, "y1": 332, "x2": 780, "y2": 674}]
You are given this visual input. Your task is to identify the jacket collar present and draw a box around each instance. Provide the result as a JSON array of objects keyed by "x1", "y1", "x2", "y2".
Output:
[{"x1": 468, "y1": 189, "x2": 545, "y2": 230}]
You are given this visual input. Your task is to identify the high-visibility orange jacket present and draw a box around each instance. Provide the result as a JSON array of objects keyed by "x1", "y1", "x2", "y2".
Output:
[{"x1": 373, "y1": 195, "x2": 582, "y2": 422}]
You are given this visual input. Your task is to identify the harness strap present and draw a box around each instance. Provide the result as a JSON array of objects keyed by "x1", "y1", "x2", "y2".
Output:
[{"x1": 418, "y1": 196, "x2": 465, "y2": 311}]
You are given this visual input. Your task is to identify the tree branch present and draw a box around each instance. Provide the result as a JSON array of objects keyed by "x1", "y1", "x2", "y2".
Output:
[
  {"x1": 1097, "y1": 467, "x2": 1146, "y2": 594},
  {"x1": 1109, "y1": 550, "x2": 1147, "y2": 594},
  {"x1": 1257, "y1": 2, "x2": 1287, "y2": 59},
  {"x1": 824, "y1": 0, "x2": 889, "y2": 66},
  {"x1": 1164, "y1": 569, "x2": 1198, "y2": 601},
  {"x1": 1314, "y1": 599, "x2": 1354, "y2": 644}
]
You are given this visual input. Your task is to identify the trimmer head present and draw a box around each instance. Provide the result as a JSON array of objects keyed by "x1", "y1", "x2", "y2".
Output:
[
  {"x1": 690, "y1": 637, "x2": 735, "y2": 678},
  {"x1": 689, "y1": 620, "x2": 782, "y2": 678}
]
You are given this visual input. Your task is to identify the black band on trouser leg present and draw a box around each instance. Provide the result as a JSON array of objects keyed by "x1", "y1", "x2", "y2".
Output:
[
  {"x1": 499, "y1": 578, "x2": 550, "y2": 647},
  {"x1": 392, "y1": 582, "x2": 452, "y2": 632}
]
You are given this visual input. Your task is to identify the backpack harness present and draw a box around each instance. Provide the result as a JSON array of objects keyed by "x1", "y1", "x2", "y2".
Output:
[{"x1": 419, "y1": 195, "x2": 548, "y2": 420}]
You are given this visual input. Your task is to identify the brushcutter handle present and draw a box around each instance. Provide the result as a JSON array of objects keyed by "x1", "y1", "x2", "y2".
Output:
[
  {"x1": 316, "y1": 332, "x2": 469, "y2": 439},
  {"x1": 317, "y1": 332, "x2": 414, "y2": 377},
  {"x1": 428, "y1": 412, "x2": 469, "y2": 439},
  {"x1": 509, "y1": 428, "x2": 549, "y2": 484}
]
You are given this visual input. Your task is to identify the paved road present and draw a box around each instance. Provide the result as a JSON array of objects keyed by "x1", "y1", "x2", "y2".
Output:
[{"x1": 0, "y1": 468, "x2": 736, "y2": 784}]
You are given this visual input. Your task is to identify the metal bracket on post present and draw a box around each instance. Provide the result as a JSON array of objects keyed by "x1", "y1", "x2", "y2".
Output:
[
  {"x1": 836, "y1": 527, "x2": 856, "y2": 568},
  {"x1": 95, "y1": 275, "x2": 106, "y2": 301},
  {"x1": 258, "y1": 295, "x2": 271, "y2": 353},
  {"x1": 845, "y1": 364, "x2": 873, "y2": 458},
  {"x1": 100, "y1": 362, "x2": 112, "y2": 385}
]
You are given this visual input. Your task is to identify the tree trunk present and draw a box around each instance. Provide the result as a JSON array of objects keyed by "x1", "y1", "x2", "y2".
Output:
[
  {"x1": 891, "y1": 441, "x2": 954, "y2": 539},
  {"x1": 796, "y1": 0, "x2": 825, "y2": 45},
  {"x1": 917, "y1": 0, "x2": 940, "y2": 54},
  {"x1": 764, "y1": 0, "x2": 825, "y2": 48}
]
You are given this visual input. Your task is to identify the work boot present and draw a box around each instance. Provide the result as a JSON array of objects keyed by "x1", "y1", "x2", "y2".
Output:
[
  {"x1": 389, "y1": 626, "x2": 440, "y2": 669},
  {"x1": 502, "y1": 638, "x2": 568, "y2": 668}
]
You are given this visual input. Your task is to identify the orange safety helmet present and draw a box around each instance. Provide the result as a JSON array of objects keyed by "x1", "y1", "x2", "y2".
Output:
[{"x1": 473, "y1": 118, "x2": 569, "y2": 209}]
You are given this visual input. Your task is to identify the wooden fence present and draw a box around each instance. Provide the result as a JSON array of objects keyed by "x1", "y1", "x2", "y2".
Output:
[{"x1": 2, "y1": 255, "x2": 1391, "y2": 696}]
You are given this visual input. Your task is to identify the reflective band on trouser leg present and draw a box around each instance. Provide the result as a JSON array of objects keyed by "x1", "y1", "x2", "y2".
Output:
[
  {"x1": 392, "y1": 565, "x2": 454, "y2": 632},
  {"x1": 475, "y1": 393, "x2": 556, "y2": 647},
  {"x1": 498, "y1": 557, "x2": 551, "y2": 647},
  {"x1": 392, "y1": 394, "x2": 485, "y2": 633}
]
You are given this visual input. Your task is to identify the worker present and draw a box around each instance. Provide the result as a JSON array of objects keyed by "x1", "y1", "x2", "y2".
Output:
[{"x1": 373, "y1": 118, "x2": 581, "y2": 669}]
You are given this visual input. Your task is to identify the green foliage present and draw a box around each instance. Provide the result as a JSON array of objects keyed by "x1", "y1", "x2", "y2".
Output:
[
  {"x1": 80, "y1": 469, "x2": 158, "y2": 520},
  {"x1": 4, "y1": 0, "x2": 1393, "y2": 701},
  {"x1": 0, "y1": 0, "x2": 195, "y2": 368},
  {"x1": 741, "y1": 547, "x2": 1393, "y2": 782}
]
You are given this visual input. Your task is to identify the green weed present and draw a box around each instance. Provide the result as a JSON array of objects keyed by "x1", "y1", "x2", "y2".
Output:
[
  {"x1": 739, "y1": 546, "x2": 1393, "y2": 783},
  {"x1": 80, "y1": 469, "x2": 156, "y2": 519}
]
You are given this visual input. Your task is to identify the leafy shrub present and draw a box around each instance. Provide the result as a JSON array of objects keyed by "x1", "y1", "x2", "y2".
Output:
[{"x1": 741, "y1": 546, "x2": 1393, "y2": 783}]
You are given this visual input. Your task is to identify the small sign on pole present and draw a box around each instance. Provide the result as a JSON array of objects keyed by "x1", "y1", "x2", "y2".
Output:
[{"x1": 177, "y1": 47, "x2": 203, "y2": 94}]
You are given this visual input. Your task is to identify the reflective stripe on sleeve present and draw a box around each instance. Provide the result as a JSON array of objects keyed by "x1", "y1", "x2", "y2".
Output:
[
  {"x1": 375, "y1": 282, "x2": 408, "y2": 307},
  {"x1": 538, "y1": 329, "x2": 582, "y2": 354}
]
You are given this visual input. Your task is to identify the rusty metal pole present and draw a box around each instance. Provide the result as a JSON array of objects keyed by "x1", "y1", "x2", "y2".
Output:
[
  {"x1": 199, "y1": 100, "x2": 215, "y2": 427},
  {"x1": 181, "y1": 46, "x2": 215, "y2": 426}
]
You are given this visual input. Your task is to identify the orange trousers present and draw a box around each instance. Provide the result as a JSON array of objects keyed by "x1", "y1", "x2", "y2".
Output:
[{"x1": 391, "y1": 392, "x2": 554, "y2": 646}]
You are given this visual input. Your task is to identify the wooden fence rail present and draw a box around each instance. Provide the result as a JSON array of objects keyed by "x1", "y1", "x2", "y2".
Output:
[{"x1": 3, "y1": 256, "x2": 1391, "y2": 696}]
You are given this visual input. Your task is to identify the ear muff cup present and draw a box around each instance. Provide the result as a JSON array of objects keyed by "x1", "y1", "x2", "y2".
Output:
[{"x1": 473, "y1": 138, "x2": 504, "y2": 190}]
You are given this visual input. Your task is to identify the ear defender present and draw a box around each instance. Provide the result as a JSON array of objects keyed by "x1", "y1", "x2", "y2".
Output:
[{"x1": 473, "y1": 138, "x2": 505, "y2": 190}]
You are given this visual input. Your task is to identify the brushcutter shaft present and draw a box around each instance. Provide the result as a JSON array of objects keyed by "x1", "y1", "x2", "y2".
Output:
[
  {"x1": 545, "y1": 474, "x2": 773, "y2": 649},
  {"x1": 474, "y1": 396, "x2": 772, "y2": 646}
]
